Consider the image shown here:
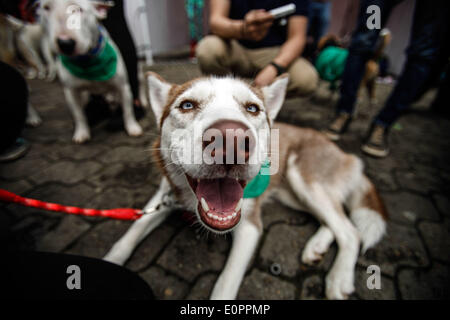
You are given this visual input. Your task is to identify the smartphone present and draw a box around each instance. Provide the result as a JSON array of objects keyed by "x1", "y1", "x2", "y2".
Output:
[{"x1": 269, "y1": 3, "x2": 297, "y2": 20}]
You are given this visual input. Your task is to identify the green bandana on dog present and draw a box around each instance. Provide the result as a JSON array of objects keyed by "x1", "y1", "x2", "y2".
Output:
[
  {"x1": 60, "y1": 39, "x2": 118, "y2": 82},
  {"x1": 243, "y1": 159, "x2": 271, "y2": 198}
]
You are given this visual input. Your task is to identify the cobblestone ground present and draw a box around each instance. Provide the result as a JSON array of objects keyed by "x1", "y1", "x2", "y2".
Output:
[{"x1": 1, "y1": 62, "x2": 449, "y2": 300}]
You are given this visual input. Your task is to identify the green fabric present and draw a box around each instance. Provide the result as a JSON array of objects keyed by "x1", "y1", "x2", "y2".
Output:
[
  {"x1": 59, "y1": 40, "x2": 118, "y2": 81},
  {"x1": 315, "y1": 46, "x2": 349, "y2": 83},
  {"x1": 243, "y1": 159, "x2": 271, "y2": 199}
]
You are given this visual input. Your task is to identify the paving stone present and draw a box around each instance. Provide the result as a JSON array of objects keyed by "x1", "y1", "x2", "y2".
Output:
[
  {"x1": 395, "y1": 167, "x2": 443, "y2": 195},
  {"x1": 125, "y1": 223, "x2": 178, "y2": 272},
  {"x1": 261, "y1": 200, "x2": 310, "y2": 229},
  {"x1": 0, "y1": 180, "x2": 33, "y2": 195},
  {"x1": 139, "y1": 266, "x2": 189, "y2": 300},
  {"x1": 24, "y1": 119, "x2": 73, "y2": 143},
  {"x1": 365, "y1": 169, "x2": 398, "y2": 192},
  {"x1": 29, "y1": 161, "x2": 102, "y2": 185},
  {"x1": 299, "y1": 275, "x2": 324, "y2": 300},
  {"x1": 87, "y1": 186, "x2": 154, "y2": 210},
  {"x1": 381, "y1": 191, "x2": 440, "y2": 225},
  {"x1": 0, "y1": 157, "x2": 50, "y2": 180},
  {"x1": 88, "y1": 162, "x2": 160, "y2": 190},
  {"x1": 433, "y1": 194, "x2": 450, "y2": 218},
  {"x1": 237, "y1": 269, "x2": 297, "y2": 300},
  {"x1": 36, "y1": 215, "x2": 91, "y2": 252},
  {"x1": 418, "y1": 219, "x2": 450, "y2": 263},
  {"x1": 354, "y1": 266, "x2": 396, "y2": 300},
  {"x1": 358, "y1": 223, "x2": 428, "y2": 276},
  {"x1": 186, "y1": 273, "x2": 218, "y2": 300},
  {"x1": 98, "y1": 146, "x2": 151, "y2": 164},
  {"x1": 259, "y1": 223, "x2": 316, "y2": 278},
  {"x1": 398, "y1": 263, "x2": 450, "y2": 299},
  {"x1": 65, "y1": 219, "x2": 132, "y2": 259},
  {"x1": 9, "y1": 215, "x2": 60, "y2": 251},
  {"x1": 46, "y1": 143, "x2": 109, "y2": 161},
  {"x1": 157, "y1": 227, "x2": 230, "y2": 282}
]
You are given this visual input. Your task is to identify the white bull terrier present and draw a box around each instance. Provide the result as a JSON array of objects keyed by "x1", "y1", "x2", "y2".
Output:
[
  {"x1": 104, "y1": 72, "x2": 388, "y2": 300},
  {"x1": 38, "y1": 0, "x2": 142, "y2": 143}
]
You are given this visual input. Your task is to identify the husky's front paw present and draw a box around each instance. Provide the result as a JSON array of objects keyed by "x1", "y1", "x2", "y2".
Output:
[
  {"x1": 302, "y1": 240, "x2": 327, "y2": 265},
  {"x1": 325, "y1": 268, "x2": 355, "y2": 300},
  {"x1": 302, "y1": 231, "x2": 332, "y2": 265},
  {"x1": 126, "y1": 122, "x2": 143, "y2": 137},
  {"x1": 103, "y1": 246, "x2": 130, "y2": 266},
  {"x1": 73, "y1": 128, "x2": 91, "y2": 144}
]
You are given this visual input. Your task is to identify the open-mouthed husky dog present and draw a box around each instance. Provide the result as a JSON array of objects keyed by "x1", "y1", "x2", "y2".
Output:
[
  {"x1": 38, "y1": 0, "x2": 142, "y2": 143},
  {"x1": 104, "y1": 72, "x2": 388, "y2": 300}
]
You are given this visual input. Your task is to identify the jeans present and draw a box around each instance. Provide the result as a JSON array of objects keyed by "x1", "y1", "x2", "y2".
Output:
[
  {"x1": 336, "y1": 0, "x2": 450, "y2": 128},
  {"x1": 308, "y1": 1, "x2": 332, "y2": 47}
]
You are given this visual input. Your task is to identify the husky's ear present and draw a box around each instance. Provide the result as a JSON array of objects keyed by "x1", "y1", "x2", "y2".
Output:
[
  {"x1": 91, "y1": 1, "x2": 114, "y2": 20},
  {"x1": 147, "y1": 72, "x2": 174, "y2": 128},
  {"x1": 261, "y1": 74, "x2": 289, "y2": 122}
]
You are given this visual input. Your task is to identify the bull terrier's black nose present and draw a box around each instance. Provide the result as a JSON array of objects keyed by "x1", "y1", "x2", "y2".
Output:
[{"x1": 57, "y1": 38, "x2": 76, "y2": 55}]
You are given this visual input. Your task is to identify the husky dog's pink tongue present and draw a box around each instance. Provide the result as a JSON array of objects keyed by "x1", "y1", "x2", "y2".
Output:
[{"x1": 188, "y1": 177, "x2": 244, "y2": 231}]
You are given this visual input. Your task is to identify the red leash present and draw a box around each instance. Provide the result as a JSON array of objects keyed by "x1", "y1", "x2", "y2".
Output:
[{"x1": 0, "y1": 189, "x2": 144, "y2": 220}]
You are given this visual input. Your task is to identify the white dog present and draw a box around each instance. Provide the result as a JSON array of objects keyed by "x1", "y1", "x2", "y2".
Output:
[
  {"x1": 38, "y1": 0, "x2": 142, "y2": 143},
  {"x1": 0, "y1": 14, "x2": 56, "y2": 81},
  {"x1": 104, "y1": 72, "x2": 388, "y2": 300}
]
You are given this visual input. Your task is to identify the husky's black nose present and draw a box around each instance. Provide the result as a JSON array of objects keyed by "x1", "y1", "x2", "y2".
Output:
[{"x1": 57, "y1": 38, "x2": 76, "y2": 55}]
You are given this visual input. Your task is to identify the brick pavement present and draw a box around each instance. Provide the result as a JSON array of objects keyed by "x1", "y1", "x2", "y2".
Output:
[{"x1": 1, "y1": 62, "x2": 449, "y2": 299}]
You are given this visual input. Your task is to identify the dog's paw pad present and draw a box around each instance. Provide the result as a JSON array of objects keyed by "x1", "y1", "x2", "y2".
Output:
[
  {"x1": 325, "y1": 271, "x2": 355, "y2": 300},
  {"x1": 126, "y1": 123, "x2": 143, "y2": 137}
]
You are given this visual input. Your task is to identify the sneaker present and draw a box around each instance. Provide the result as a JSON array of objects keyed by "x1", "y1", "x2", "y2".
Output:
[
  {"x1": 361, "y1": 124, "x2": 389, "y2": 158},
  {"x1": 323, "y1": 112, "x2": 352, "y2": 141},
  {"x1": 0, "y1": 138, "x2": 30, "y2": 163}
]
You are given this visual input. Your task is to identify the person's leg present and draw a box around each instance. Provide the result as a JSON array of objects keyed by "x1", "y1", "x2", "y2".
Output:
[
  {"x1": 315, "y1": 1, "x2": 332, "y2": 44},
  {"x1": 362, "y1": 0, "x2": 450, "y2": 157},
  {"x1": 196, "y1": 35, "x2": 254, "y2": 77},
  {"x1": 102, "y1": 0, "x2": 140, "y2": 103},
  {"x1": 337, "y1": 0, "x2": 397, "y2": 115},
  {"x1": 0, "y1": 61, "x2": 30, "y2": 162},
  {"x1": 286, "y1": 58, "x2": 320, "y2": 96},
  {"x1": 246, "y1": 46, "x2": 319, "y2": 96},
  {"x1": 324, "y1": 0, "x2": 399, "y2": 141}
]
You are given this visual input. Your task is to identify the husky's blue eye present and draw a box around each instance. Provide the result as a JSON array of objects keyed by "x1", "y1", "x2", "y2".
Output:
[
  {"x1": 180, "y1": 101, "x2": 195, "y2": 110},
  {"x1": 246, "y1": 104, "x2": 259, "y2": 113}
]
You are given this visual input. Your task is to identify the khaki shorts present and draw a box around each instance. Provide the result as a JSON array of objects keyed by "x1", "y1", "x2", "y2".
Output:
[{"x1": 196, "y1": 35, "x2": 319, "y2": 96}]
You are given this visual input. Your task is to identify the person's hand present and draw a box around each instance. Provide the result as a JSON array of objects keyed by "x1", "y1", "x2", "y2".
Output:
[
  {"x1": 254, "y1": 64, "x2": 278, "y2": 87},
  {"x1": 242, "y1": 9, "x2": 274, "y2": 41}
]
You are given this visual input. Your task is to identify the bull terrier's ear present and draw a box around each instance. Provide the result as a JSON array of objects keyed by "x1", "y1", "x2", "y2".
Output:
[
  {"x1": 261, "y1": 74, "x2": 289, "y2": 122},
  {"x1": 91, "y1": 1, "x2": 114, "y2": 20},
  {"x1": 147, "y1": 72, "x2": 174, "y2": 128}
]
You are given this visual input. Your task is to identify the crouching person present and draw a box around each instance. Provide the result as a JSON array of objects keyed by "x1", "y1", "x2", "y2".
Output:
[{"x1": 196, "y1": 0, "x2": 319, "y2": 96}]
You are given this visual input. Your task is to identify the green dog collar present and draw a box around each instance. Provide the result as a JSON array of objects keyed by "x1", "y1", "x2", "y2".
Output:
[
  {"x1": 60, "y1": 39, "x2": 118, "y2": 82},
  {"x1": 243, "y1": 159, "x2": 271, "y2": 199}
]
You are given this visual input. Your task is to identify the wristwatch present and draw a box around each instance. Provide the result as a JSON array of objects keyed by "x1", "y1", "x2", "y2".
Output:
[{"x1": 270, "y1": 61, "x2": 287, "y2": 76}]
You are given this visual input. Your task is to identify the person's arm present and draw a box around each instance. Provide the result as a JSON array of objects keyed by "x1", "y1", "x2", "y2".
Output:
[
  {"x1": 254, "y1": 16, "x2": 308, "y2": 87},
  {"x1": 210, "y1": 0, "x2": 273, "y2": 40}
]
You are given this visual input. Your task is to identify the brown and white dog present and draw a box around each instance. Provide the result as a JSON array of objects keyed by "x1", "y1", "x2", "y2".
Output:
[{"x1": 104, "y1": 73, "x2": 387, "y2": 300}]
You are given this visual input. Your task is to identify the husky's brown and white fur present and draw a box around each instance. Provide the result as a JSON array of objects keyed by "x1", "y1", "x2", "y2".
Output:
[{"x1": 104, "y1": 73, "x2": 387, "y2": 300}]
